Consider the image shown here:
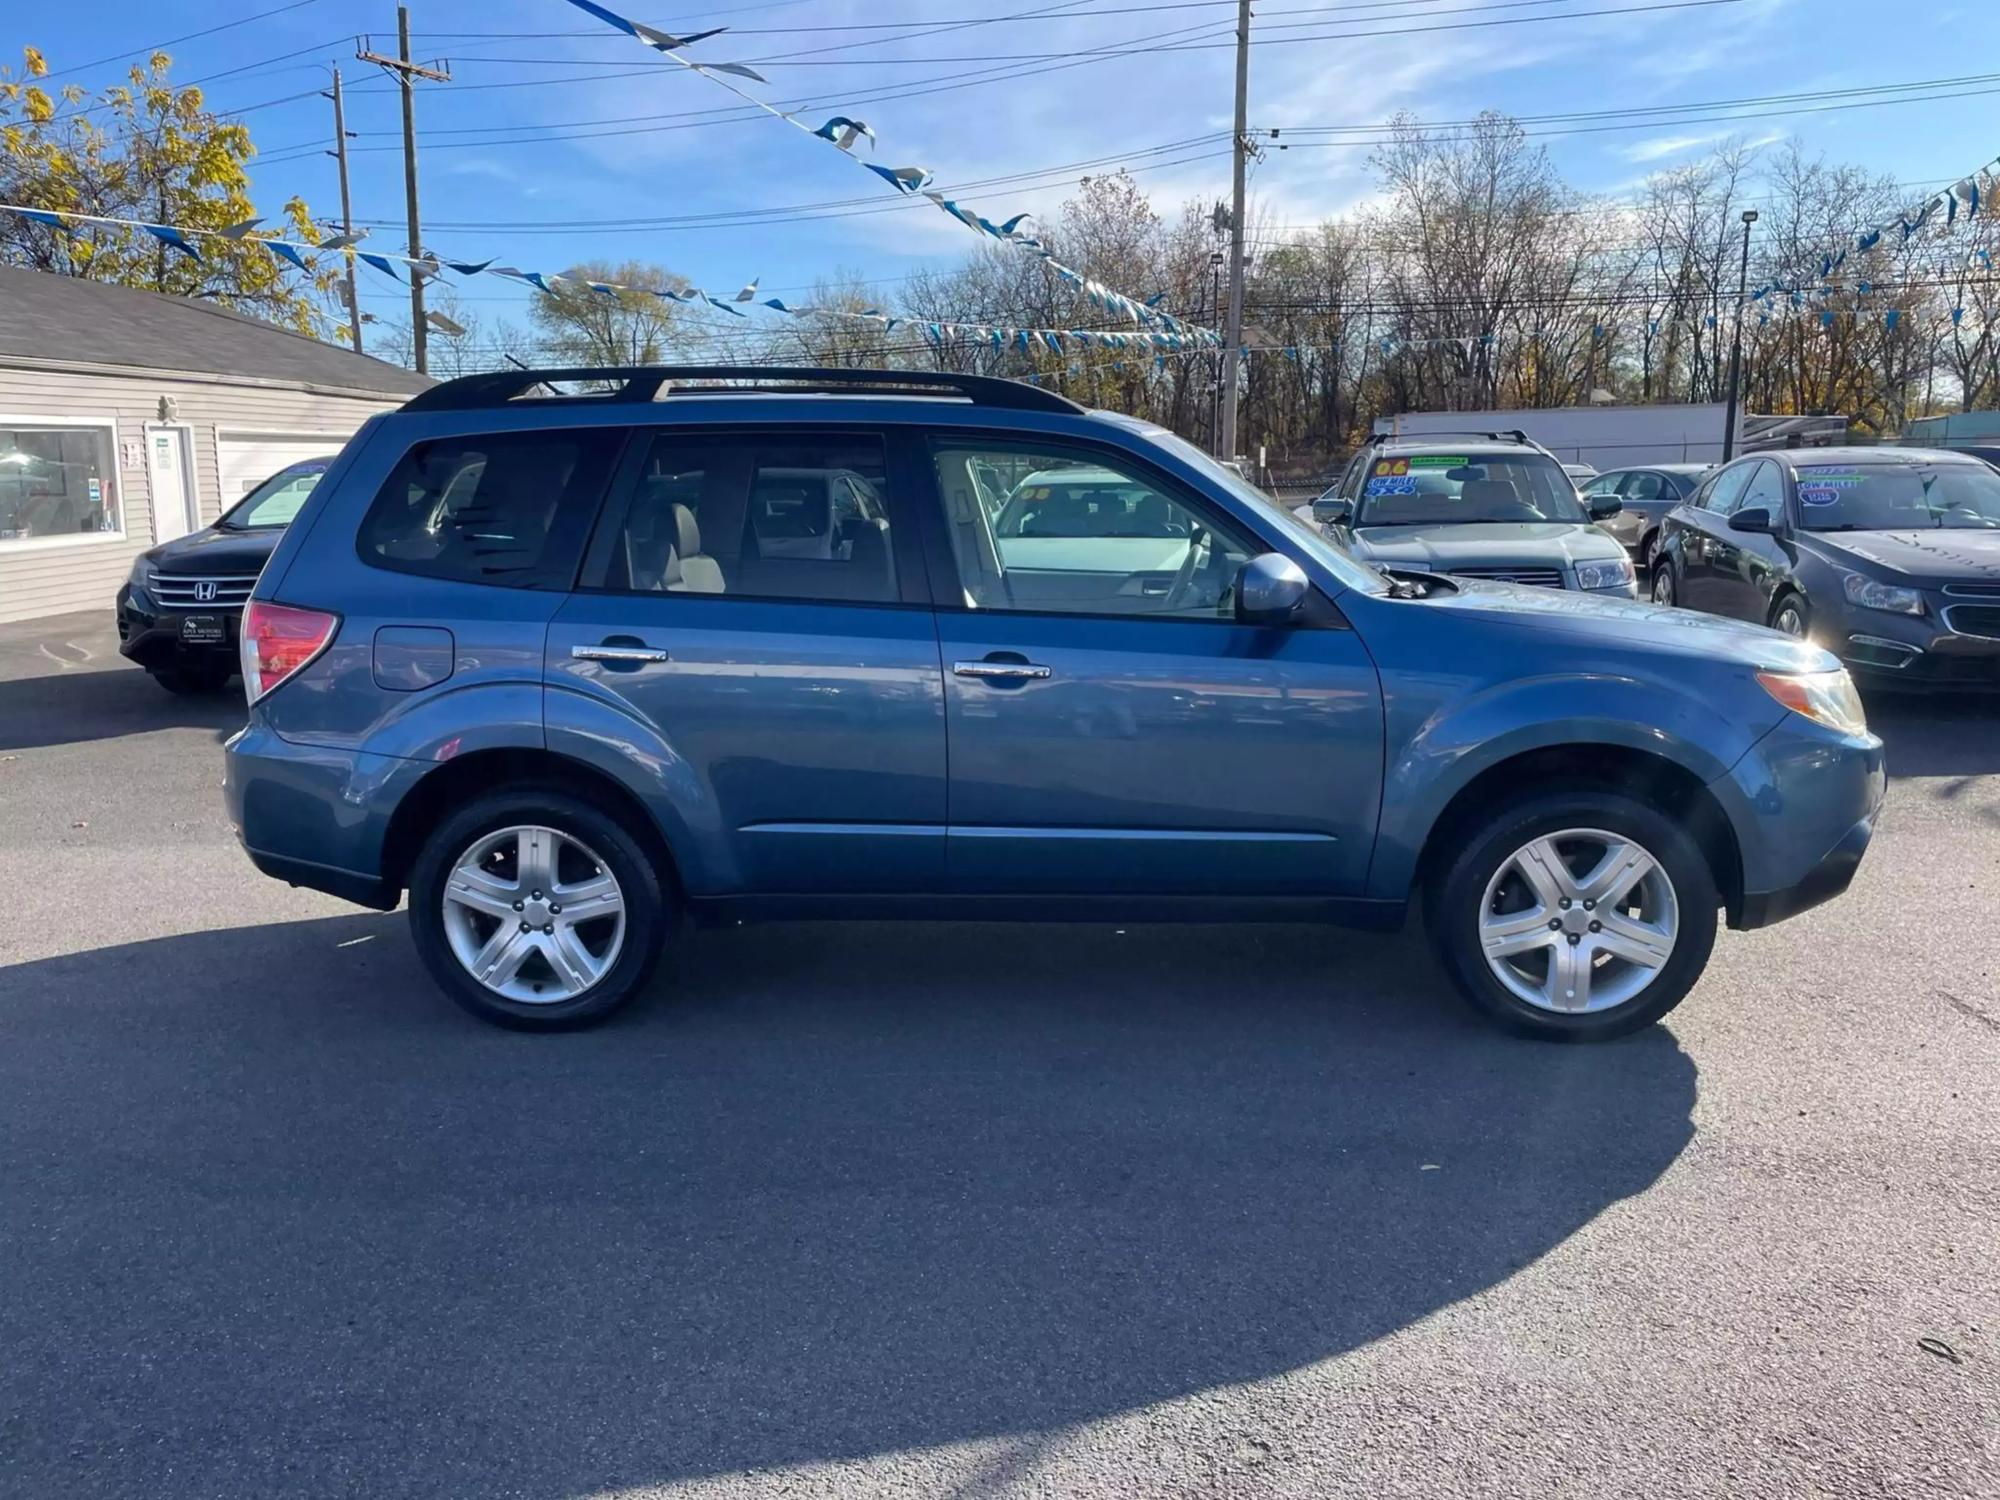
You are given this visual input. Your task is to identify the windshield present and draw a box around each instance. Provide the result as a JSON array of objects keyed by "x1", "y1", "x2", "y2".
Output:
[
  {"x1": 996, "y1": 473, "x2": 1187, "y2": 538},
  {"x1": 1355, "y1": 453, "x2": 1587, "y2": 527},
  {"x1": 219, "y1": 459, "x2": 332, "y2": 529},
  {"x1": 1794, "y1": 461, "x2": 2000, "y2": 531},
  {"x1": 1142, "y1": 427, "x2": 1388, "y2": 595}
]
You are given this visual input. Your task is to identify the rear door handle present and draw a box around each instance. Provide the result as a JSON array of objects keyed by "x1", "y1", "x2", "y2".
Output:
[
  {"x1": 572, "y1": 644, "x2": 670, "y2": 663},
  {"x1": 953, "y1": 660, "x2": 1052, "y2": 680}
]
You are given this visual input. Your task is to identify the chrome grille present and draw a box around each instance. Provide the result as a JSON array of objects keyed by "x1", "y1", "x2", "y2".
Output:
[
  {"x1": 150, "y1": 574, "x2": 259, "y2": 609},
  {"x1": 1447, "y1": 565, "x2": 1568, "y2": 589},
  {"x1": 1943, "y1": 604, "x2": 2000, "y2": 640},
  {"x1": 1941, "y1": 581, "x2": 2000, "y2": 599}
]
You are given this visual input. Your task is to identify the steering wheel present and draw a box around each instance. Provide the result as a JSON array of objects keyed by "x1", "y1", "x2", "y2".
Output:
[{"x1": 1159, "y1": 524, "x2": 1213, "y2": 613}]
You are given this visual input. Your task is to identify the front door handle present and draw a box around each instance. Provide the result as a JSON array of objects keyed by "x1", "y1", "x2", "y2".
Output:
[
  {"x1": 953, "y1": 660, "x2": 1052, "y2": 680},
  {"x1": 572, "y1": 643, "x2": 670, "y2": 664}
]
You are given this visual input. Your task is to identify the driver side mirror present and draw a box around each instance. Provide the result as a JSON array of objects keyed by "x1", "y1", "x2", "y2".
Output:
[
  {"x1": 1311, "y1": 496, "x2": 1352, "y2": 527},
  {"x1": 1728, "y1": 506, "x2": 1774, "y2": 534},
  {"x1": 1588, "y1": 494, "x2": 1623, "y2": 520},
  {"x1": 1235, "y1": 553, "x2": 1309, "y2": 625}
]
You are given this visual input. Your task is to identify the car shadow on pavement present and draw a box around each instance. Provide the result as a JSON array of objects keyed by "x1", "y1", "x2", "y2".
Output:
[
  {"x1": 1866, "y1": 690, "x2": 2000, "y2": 780},
  {"x1": 0, "y1": 663, "x2": 243, "y2": 752},
  {"x1": 0, "y1": 912, "x2": 1696, "y2": 1496}
]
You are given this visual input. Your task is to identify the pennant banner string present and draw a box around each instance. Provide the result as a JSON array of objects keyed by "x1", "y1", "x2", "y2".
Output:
[{"x1": 553, "y1": 0, "x2": 1209, "y2": 341}]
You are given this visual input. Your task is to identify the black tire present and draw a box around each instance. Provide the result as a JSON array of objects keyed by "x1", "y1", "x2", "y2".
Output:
[
  {"x1": 1429, "y1": 788, "x2": 1719, "y2": 1041},
  {"x1": 407, "y1": 788, "x2": 671, "y2": 1030},
  {"x1": 1650, "y1": 559, "x2": 1678, "y2": 607},
  {"x1": 1769, "y1": 591, "x2": 1811, "y2": 638},
  {"x1": 1638, "y1": 528, "x2": 1660, "y2": 571},
  {"x1": 149, "y1": 664, "x2": 232, "y2": 696}
]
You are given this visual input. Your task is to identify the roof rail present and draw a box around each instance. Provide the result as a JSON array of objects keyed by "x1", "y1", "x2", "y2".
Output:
[
  {"x1": 401, "y1": 364, "x2": 1085, "y2": 415},
  {"x1": 1368, "y1": 427, "x2": 1535, "y2": 446}
]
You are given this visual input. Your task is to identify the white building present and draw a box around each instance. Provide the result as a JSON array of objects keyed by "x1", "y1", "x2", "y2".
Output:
[{"x1": 0, "y1": 266, "x2": 428, "y2": 625}]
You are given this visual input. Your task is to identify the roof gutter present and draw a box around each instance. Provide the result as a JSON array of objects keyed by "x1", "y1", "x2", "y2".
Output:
[{"x1": 0, "y1": 351, "x2": 428, "y2": 404}]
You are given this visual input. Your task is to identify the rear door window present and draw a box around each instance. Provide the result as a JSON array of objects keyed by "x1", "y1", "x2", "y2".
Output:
[{"x1": 357, "y1": 429, "x2": 623, "y2": 589}]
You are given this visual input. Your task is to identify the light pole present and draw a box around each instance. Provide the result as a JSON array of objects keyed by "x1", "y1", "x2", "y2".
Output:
[{"x1": 1721, "y1": 208, "x2": 1758, "y2": 461}]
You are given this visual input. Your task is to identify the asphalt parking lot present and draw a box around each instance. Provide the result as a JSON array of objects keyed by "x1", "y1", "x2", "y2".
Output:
[{"x1": 2, "y1": 610, "x2": 1997, "y2": 1499}]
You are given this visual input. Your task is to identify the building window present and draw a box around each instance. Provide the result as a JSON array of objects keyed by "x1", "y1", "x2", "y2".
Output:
[{"x1": 0, "y1": 423, "x2": 120, "y2": 546}]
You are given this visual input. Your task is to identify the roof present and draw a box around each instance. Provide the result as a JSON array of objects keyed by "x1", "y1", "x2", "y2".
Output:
[
  {"x1": 1372, "y1": 436, "x2": 1548, "y2": 455},
  {"x1": 0, "y1": 265, "x2": 430, "y2": 398},
  {"x1": 1767, "y1": 445, "x2": 1986, "y2": 468}
]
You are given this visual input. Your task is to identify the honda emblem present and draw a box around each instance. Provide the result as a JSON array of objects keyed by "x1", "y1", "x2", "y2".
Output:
[{"x1": 194, "y1": 580, "x2": 218, "y2": 603}]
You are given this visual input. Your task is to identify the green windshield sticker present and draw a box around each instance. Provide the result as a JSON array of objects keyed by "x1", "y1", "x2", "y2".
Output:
[{"x1": 1408, "y1": 455, "x2": 1468, "y2": 468}]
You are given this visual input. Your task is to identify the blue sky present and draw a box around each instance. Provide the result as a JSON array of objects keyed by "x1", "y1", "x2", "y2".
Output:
[{"x1": 19, "y1": 0, "x2": 2000, "y2": 344}]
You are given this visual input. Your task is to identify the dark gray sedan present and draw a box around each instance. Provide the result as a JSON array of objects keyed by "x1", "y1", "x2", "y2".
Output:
[{"x1": 1580, "y1": 464, "x2": 1710, "y2": 567}]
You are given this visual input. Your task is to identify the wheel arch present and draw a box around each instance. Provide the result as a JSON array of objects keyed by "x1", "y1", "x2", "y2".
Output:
[
  {"x1": 1410, "y1": 743, "x2": 1744, "y2": 923},
  {"x1": 380, "y1": 747, "x2": 686, "y2": 901}
]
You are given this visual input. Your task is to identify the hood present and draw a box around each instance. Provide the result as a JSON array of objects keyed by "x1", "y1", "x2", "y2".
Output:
[
  {"x1": 147, "y1": 524, "x2": 283, "y2": 575},
  {"x1": 1349, "y1": 521, "x2": 1625, "y2": 570},
  {"x1": 1411, "y1": 576, "x2": 1839, "y2": 675},
  {"x1": 1803, "y1": 527, "x2": 2000, "y2": 583}
]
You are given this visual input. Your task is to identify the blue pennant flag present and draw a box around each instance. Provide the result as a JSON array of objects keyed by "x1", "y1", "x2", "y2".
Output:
[
  {"x1": 359, "y1": 252, "x2": 402, "y2": 281},
  {"x1": 1857, "y1": 280, "x2": 1872, "y2": 295},
  {"x1": 813, "y1": 116, "x2": 874, "y2": 152},
  {"x1": 1953, "y1": 306, "x2": 1966, "y2": 324},
  {"x1": 1821, "y1": 310, "x2": 1836, "y2": 328},
  {"x1": 1886, "y1": 308, "x2": 1902, "y2": 330},
  {"x1": 1041, "y1": 331, "x2": 1063, "y2": 354},
  {"x1": 522, "y1": 271, "x2": 555, "y2": 293},
  {"x1": 586, "y1": 282, "x2": 620, "y2": 298},
  {"x1": 865, "y1": 163, "x2": 932, "y2": 194},
  {"x1": 143, "y1": 223, "x2": 202, "y2": 263},
  {"x1": 761, "y1": 298, "x2": 793, "y2": 313},
  {"x1": 264, "y1": 240, "x2": 311, "y2": 272},
  {"x1": 21, "y1": 208, "x2": 72, "y2": 233},
  {"x1": 704, "y1": 295, "x2": 747, "y2": 316},
  {"x1": 1015, "y1": 329, "x2": 1031, "y2": 354},
  {"x1": 1857, "y1": 229, "x2": 1881, "y2": 253},
  {"x1": 446, "y1": 259, "x2": 495, "y2": 277}
]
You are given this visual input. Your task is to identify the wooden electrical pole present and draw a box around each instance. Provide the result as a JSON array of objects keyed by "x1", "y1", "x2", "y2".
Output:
[
  {"x1": 1216, "y1": 0, "x2": 1251, "y2": 463},
  {"x1": 325, "y1": 67, "x2": 363, "y2": 354},
  {"x1": 358, "y1": 9, "x2": 449, "y2": 374}
]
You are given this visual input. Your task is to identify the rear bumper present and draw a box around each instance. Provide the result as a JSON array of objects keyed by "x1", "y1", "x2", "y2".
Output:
[{"x1": 225, "y1": 724, "x2": 421, "y2": 910}]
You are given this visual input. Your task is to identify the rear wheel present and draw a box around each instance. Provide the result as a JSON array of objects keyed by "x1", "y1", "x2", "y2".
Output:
[
  {"x1": 407, "y1": 790, "x2": 669, "y2": 1029},
  {"x1": 1430, "y1": 789, "x2": 1718, "y2": 1040}
]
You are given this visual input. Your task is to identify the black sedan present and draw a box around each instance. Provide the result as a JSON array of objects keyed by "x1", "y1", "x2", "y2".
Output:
[
  {"x1": 1650, "y1": 446, "x2": 2000, "y2": 689},
  {"x1": 1578, "y1": 464, "x2": 1709, "y2": 567},
  {"x1": 116, "y1": 457, "x2": 333, "y2": 694}
]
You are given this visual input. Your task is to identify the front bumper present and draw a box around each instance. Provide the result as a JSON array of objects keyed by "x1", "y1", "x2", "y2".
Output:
[
  {"x1": 116, "y1": 583, "x2": 241, "y2": 671},
  {"x1": 1715, "y1": 713, "x2": 1887, "y2": 931},
  {"x1": 1822, "y1": 593, "x2": 2000, "y2": 690}
]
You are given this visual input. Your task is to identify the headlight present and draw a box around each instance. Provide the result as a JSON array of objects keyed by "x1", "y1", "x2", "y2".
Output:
[
  {"x1": 1575, "y1": 556, "x2": 1635, "y2": 590},
  {"x1": 1841, "y1": 572, "x2": 1923, "y2": 616},
  {"x1": 1756, "y1": 668, "x2": 1869, "y2": 735}
]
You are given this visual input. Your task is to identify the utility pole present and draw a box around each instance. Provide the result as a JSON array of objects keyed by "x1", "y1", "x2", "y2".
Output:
[
  {"x1": 1721, "y1": 208, "x2": 1758, "y2": 461},
  {"x1": 325, "y1": 67, "x2": 363, "y2": 354},
  {"x1": 359, "y1": 9, "x2": 449, "y2": 374},
  {"x1": 1216, "y1": 0, "x2": 1252, "y2": 463}
]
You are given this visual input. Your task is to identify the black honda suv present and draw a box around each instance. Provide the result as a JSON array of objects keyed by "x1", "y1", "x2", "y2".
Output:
[{"x1": 116, "y1": 457, "x2": 333, "y2": 694}]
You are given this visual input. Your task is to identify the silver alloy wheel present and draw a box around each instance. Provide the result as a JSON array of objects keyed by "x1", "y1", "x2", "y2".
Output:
[
  {"x1": 1773, "y1": 600, "x2": 1807, "y2": 636},
  {"x1": 1652, "y1": 567, "x2": 1675, "y2": 606},
  {"x1": 1478, "y1": 827, "x2": 1679, "y2": 1014},
  {"x1": 441, "y1": 825, "x2": 627, "y2": 1004}
]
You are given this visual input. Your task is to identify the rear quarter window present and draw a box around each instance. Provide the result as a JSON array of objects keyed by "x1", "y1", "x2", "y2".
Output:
[{"x1": 356, "y1": 429, "x2": 623, "y2": 590}]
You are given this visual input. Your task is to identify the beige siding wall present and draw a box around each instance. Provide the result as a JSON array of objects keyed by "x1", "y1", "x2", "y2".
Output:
[{"x1": 0, "y1": 365, "x2": 404, "y2": 625}]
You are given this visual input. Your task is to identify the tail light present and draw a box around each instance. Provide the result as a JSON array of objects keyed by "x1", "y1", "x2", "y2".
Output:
[{"x1": 240, "y1": 601, "x2": 340, "y2": 704}]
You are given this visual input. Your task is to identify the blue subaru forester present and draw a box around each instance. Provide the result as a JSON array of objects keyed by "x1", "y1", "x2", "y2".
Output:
[{"x1": 225, "y1": 366, "x2": 1886, "y2": 1039}]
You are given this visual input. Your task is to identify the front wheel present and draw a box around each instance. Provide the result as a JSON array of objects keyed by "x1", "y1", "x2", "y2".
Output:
[
  {"x1": 1650, "y1": 560, "x2": 1678, "y2": 607},
  {"x1": 407, "y1": 790, "x2": 670, "y2": 1029},
  {"x1": 1769, "y1": 592, "x2": 1811, "y2": 638},
  {"x1": 1430, "y1": 790, "x2": 1719, "y2": 1041}
]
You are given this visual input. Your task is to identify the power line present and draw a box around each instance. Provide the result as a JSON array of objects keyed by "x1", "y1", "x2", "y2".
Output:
[{"x1": 33, "y1": 0, "x2": 325, "y2": 83}]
